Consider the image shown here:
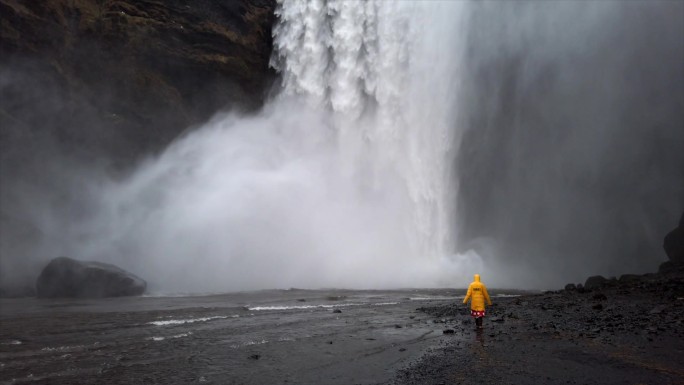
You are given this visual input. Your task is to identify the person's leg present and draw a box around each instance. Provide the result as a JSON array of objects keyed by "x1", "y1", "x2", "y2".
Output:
[{"x1": 476, "y1": 317, "x2": 482, "y2": 329}]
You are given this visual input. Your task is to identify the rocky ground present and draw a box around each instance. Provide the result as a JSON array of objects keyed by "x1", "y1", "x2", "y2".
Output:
[{"x1": 390, "y1": 269, "x2": 684, "y2": 385}]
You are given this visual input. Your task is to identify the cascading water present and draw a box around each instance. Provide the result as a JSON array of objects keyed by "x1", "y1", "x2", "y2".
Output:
[
  {"x1": 271, "y1": 0, "x2": 468, "y2": 259},
  {"x1": 13, "y1": 1, "x2": 482, "y2": 293}
]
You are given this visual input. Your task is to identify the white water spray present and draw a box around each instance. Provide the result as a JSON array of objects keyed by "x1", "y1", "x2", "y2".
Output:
[
  {"x1": 28, "y1": 1, "x2": 483, "y2": 292},
  {"x1": 272, "y1": 0, "x2": 467, "y2": 258}
]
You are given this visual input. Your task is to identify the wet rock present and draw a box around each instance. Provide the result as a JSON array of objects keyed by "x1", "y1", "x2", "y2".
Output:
[
  {"x1": 592, "y1": 303, "x2": 604, "y2": 311},
  {"x1": 36, "y1": 257, "x2": 146, "y2": 298},
  {"x1": 565, "y1": 283, "x2": 577, "y2": 291},
  {"x1": 593, "y1": 293, "x2": 607, "y2": 301},
  {"x1": 649, "y1": 305, "x2": 666, "y2": 314},
  {"x1": 1, "y1": 0, "x2": 277, "y2": 160},
  {"x1": 332, "y1": 309, "x2": 342, "y2": 314},
  {"x1": 443, "y1": 329, "x2": 455, "y2": 334},
  {"x1": 664, "y1": 212, "x2": 684, "y2": 263},
  {"x1": 399, "y1": 347, "x2": 407, "y2": 352},
  {"x1": 619, "y1": 274, "x2": 642, "y2": 283},
  {"x1": 395, "y1": 324, "x2": 403, "y2": 328},
  {"x1": 585, "y1": 275, "x2": 608, "y2": 290},
  {"x1": 659, "y1": 261, "x2": 684, "y2": 274},
  {"x1": 248, "y1": 354, "x2": 261, "y2": 360},
  {"x1": 492, "y1": 317, "x2": 505, "y2": 323}
]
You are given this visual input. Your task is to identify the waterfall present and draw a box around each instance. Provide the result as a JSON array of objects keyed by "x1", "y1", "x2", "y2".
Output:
[
  {"x1": 271, "y1": 0, "x2": 468, "y2": 259},
  {"x1": 14, "y1": 1, "x2": 479, "y2": 292}
]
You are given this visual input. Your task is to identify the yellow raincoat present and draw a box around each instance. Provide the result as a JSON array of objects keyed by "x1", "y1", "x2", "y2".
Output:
[{"x1": 463, "y1": 274, "x2": 492, "y2": 311}]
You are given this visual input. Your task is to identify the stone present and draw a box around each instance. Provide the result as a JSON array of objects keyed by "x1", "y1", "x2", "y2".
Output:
[
  {"x1": 619, "y1": 274, "x2": 642, "y2": 283},
  {"x1": 564, "y1": 283, "x2": 577, "y2": 291},
  {"x1": 584, "y1": 275, "x2": 608, "y2": 290},
  {"x1": 592, "y1": 293, "x2": 607, "y2": 301},
  {"x1": 663, "y1": 212, "x2": 684, "y2": 263},
  {"x1": 332, "y1": 309, "x2": 342, "y2": 313},
  {"x1": 649, "y1": 305, "x2": 666, "y2": 315},
  {"x1": 659, "y1": 261, "x2": 684, "y2": 274},
  {"x1": 36, "y1": 257, "x2": 146, "y2": 298}
]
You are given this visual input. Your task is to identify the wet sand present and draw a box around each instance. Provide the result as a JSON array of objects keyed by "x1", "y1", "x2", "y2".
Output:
[
  {"x1": 1, "y1": 289, "x2": 479, "y2": 384},
  {"x1": 2, "y1": 277, "x2": 681, "y2": 385}
]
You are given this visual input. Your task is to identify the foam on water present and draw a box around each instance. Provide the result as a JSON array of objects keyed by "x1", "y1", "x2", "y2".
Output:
[
  {"x1": 248, "y1": 301, "x2": 398, "y2": 311},
  {"x1": 148, "y1": 332, "x2": 193, "y2": 341},
  {"x1": 148, "y1": 316, "x2": 229, "y2": 326},
  {"x1": 230, "y1": 339, "x2": 269, "y2": 349}
]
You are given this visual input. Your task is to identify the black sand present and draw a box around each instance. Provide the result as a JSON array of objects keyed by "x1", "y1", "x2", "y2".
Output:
[
  {"x1": 393, "y1": 273, "x2": 684, "y2": 385},
  {"x1": 0, "y1": 289, "x2": 467, "y2": 384},
  {"x1": 1, "y1": 277, "x2": 682, "y2": 384}
]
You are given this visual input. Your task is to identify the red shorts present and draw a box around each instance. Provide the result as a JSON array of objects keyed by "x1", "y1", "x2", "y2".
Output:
[{"x1": 471, "y1": 310, "x2": 485, "y2": 318}]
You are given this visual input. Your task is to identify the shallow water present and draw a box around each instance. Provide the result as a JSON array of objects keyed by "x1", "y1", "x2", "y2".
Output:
[{"x1": 0, "y1": 289, "x2": 524, "y2": 384}]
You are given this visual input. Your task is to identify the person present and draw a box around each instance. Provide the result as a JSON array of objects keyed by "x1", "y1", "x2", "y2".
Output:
[{"x1": 463, "y1": 274, "x2": 492, "y2": 329}]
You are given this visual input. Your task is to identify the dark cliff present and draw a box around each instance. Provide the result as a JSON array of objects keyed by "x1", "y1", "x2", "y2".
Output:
[
  {"x1": 455, "y1": 2, "x2": 684, "y2": 286},
  {"x1": 1, "y1": 0, "x2": 277, "y2": 159},
  {"x1": 0, "y1": 0, "x2": 276, "y2": 297}
]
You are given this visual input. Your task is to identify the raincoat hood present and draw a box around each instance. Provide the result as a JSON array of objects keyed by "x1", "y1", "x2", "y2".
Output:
[{"x1": 463, "y1": 273, "x2": 491, "y2": 311}]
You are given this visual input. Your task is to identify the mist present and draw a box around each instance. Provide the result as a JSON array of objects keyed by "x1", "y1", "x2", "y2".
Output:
[
  {"x1": 1, "y1": 1, "x2": 682, "y2": 293},
  {"x1": 456, "y1": 1, "x2": 684, "y2": 288},
  {"x1": 2, "y1": 1, "x2": 482, "y2": 293}
]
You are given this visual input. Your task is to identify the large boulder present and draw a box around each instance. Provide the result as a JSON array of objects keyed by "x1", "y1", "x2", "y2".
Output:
[
  {"x1": 659, "y1": 261, "x2": 684, "y2": 275},
  {"x1": 36, "y1": 257, "x2": 146, "y2": 298},
  {"x1": 663, "y1": 212, "x2": 684, "y2": 264},
  {"x1": 584, "y1": 275, "x2": 607, "y2": 290}
]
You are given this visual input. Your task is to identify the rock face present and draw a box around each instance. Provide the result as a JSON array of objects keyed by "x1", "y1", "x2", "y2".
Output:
[
  {"x1": 1, "y1": 1, "x2": 276, "y2": 297},
  {"x1": 663, "y1": 212, "x2": 684, "y2": 264},
  {"x1": 36, "y1": 257, "x2": 146, "y2": 298},
  {"x1": 1, "y1": 0, "x2": 276, "y2": 159}
]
